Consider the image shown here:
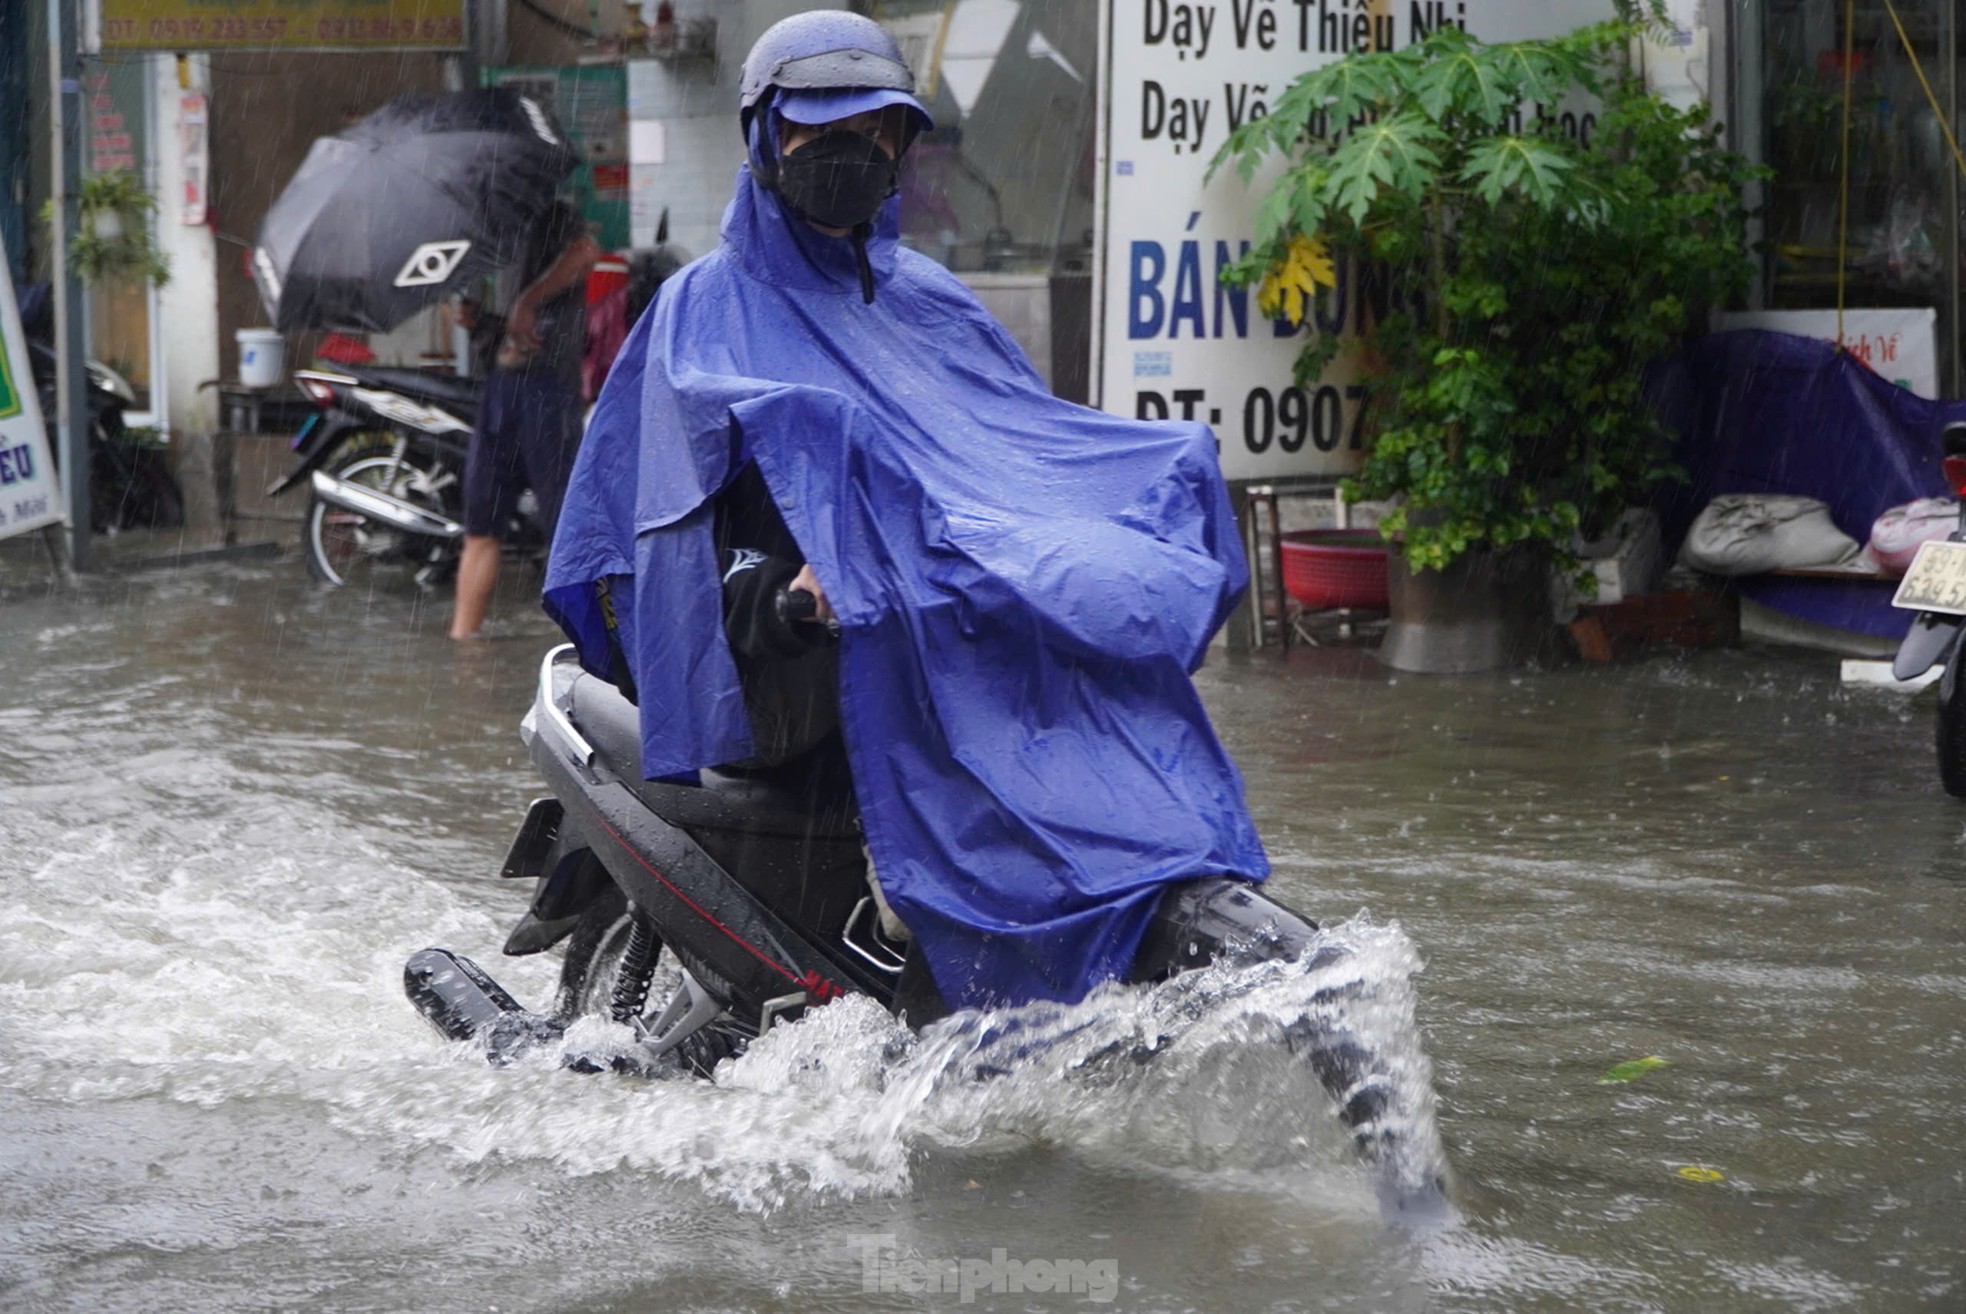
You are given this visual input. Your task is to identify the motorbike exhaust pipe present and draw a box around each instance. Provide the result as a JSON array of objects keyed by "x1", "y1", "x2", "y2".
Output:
[{"x1": 310, "y1": 469, "x2": 463, "y2": 539}]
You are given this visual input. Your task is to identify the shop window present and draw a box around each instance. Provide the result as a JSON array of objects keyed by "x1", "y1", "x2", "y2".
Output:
[
  {"x1": 1760, "y1": 0, "x2": 1962, "y2": 389},
  {"x1": 879, "y1": 0, "x2": 1097, "y2": 276}
]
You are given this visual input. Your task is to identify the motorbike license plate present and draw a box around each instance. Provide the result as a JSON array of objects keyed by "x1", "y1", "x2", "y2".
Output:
[{"x1": 1892, "y1": 539, "x2": 1966, "y2": 615}]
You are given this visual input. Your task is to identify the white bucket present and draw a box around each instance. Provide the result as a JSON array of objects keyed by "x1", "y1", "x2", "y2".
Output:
[{"x1": 236, "y1": 328, "x2": 285, "y2": 388}]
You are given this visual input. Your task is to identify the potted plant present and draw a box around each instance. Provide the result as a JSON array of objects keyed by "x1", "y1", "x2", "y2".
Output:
[
  {"x1": 1212, "y1": 4, "x2": 1761, "y2": 670},
  {"x1": 44, "y1": 169, "x2": 172, "y2": 288}
]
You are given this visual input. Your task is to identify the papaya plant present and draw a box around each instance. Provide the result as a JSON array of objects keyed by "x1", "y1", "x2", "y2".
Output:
[{"x1": 1211, "y1": 4, "x2": 1762, "y2": 573}]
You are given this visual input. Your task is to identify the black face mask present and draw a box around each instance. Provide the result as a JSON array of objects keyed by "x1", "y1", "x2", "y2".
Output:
[{"x1": 774, "y1": 131, "x2": 898, "y2": 230}]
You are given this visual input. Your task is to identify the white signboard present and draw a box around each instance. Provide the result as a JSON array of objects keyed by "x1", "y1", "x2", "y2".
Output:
[
  {"x1": 0, "y1": 240, "x2": 64, "y2": 541},
  {"x1": 1715, "y1": 307, "x2": 1940, "y2": 400},
  {"x1": 1096, "y1": 0, "x2": 1619, "y2": 481}
]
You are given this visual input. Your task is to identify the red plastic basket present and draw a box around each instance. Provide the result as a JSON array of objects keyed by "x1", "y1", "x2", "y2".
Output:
[{"x1": 1278, "y1": 530, "x2": 1390, "y2": 612}]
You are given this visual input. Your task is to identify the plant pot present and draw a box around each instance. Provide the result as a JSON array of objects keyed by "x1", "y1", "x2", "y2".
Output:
[{"x1": 1378, "y1": 545, "x2": 1554, "y2": 674}]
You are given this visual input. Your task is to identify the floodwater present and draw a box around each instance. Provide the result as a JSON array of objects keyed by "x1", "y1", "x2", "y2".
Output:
[{"x1": 1, "y1": 559, "x2": 1961, "y2": 1312}]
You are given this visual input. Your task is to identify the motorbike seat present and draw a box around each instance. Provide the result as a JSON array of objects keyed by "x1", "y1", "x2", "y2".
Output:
[
  {"x1": 348, "y1": 365, "x2": 482, "y2": 412},
  {"x1": 564, "y1": 662, "x2": 860, "y2": 842}
]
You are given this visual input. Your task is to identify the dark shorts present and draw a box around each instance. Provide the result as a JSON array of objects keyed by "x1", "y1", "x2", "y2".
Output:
[{"x1": 462, "y1": 369, "x2": 583, "y2": 540}]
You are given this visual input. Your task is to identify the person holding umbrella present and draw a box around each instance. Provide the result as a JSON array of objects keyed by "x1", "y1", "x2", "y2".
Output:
[
  {"x1": 250, "y1": 90, "x2": 594, "y2": 629},
  {"x1": 449, "y1": 204, "x2": 601, "y2": 640}
]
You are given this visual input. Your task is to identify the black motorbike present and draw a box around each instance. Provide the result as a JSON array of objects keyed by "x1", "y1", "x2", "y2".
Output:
[
  {"x1": 20, "y1": 285, "x2": 183, "y2": 534},
  {"x1": 269, "y1": 363, "x2": 521, "y2": 586},
  {"x1": 1892, "y1": 420, "x2": 1966, "y2": 794},
  {"x1": 405, "y1": 642, "x2": 1431, "y2": 1200}
]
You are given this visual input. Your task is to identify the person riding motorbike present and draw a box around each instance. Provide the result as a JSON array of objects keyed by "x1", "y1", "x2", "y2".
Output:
[{"x1": 544, "y1": 10, "x2": 1268, "y2": 1015}]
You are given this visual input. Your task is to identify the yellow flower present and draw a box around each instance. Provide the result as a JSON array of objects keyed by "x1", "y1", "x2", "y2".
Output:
[{"x1": 1256, "y1": 234, "x2": 1338, "y2": 326}]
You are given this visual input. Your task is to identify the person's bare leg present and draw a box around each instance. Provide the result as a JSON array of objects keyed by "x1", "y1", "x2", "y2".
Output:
[{"x1": 450, "y1": 535, "x2": 501, "y2": 640}]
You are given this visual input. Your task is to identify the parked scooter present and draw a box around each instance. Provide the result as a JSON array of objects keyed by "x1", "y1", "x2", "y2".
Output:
[
  {"x1": 1891, "y1": 421, "x2": 1966, "y2": 795},
  {"x1": 19, "y1": 284, "x2": 183, "y2": 534},
  {"x1": 269, "y1": 364, "x2": 542, "y2": 586},
  {"x1": 271, "y1": 244, "x2": 681, "y2": 587},
  {"x1": 404, "y1": 641, "x2": 1431, "y2": 1199}
]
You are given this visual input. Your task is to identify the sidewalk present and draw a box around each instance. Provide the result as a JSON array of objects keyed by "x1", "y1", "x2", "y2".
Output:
[
  {"x1": 0, "y1": 430, "x2": 301, "y2": 597},
  {"x1": 0, "y1": 525, "x2": 285, "y2": 594}
]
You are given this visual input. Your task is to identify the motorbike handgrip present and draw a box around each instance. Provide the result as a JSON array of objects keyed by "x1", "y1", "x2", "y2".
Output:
[
  {"x1": 774, "y1": 586, "x2": 842, "y2": 638},
  {"x1": 775, "y1": 587, "x2": 819, "y2": 626}
]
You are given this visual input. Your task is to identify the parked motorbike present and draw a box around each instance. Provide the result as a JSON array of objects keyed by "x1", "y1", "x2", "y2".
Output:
[
  {"x1": 270, "y1": 364, "x2": 541, "y2": 586},
  {"x1": 270, "y1": 242, "x2": 681, "y2": 587},
  {"x1": 404, "y1": 641, "x2": 1426, "y2": 1194},
  {"x1": 20, "y1": 287, "x2": 184, "y2": 534},
  {"x1": 1891, "y1": 421, "x2": 1966, "y2": 795}
]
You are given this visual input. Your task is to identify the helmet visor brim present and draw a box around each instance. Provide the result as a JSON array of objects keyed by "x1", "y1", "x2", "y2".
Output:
[{"x1": 776, "y1": 86, "x2": 934, "y2": 135}]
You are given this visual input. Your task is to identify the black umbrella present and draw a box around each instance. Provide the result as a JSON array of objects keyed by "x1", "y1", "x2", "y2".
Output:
[{"x1": 253, "y1": 90, "x2": 578, "y2": 333}]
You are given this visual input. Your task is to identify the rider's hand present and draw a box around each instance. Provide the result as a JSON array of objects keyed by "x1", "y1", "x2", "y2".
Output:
[{"x1": 789, "y1": 563, "x2": 834, "y2": 623}]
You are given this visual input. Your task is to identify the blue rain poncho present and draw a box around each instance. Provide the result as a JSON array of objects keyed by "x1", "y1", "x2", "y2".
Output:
[{"x1": 544, "y1": 165, "x2": 1267, "y2": 1009}]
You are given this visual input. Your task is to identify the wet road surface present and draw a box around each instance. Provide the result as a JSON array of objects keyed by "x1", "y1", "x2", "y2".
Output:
[{"x1": 2, "y1": 559, "x2": 1961, "y2": 1311}]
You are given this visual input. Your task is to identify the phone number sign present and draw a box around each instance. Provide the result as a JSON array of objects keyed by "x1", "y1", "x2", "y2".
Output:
[
  {"x1": 98, "y1": 0, "x2": 466, "y2": 50},
  {"x1": 1096, "y1": 0, "x2": 1617, "y2": 481}
]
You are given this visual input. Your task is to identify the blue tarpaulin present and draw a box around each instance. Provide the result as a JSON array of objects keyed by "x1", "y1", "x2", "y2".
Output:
[
  {"x1": 1655, "y1": 330, "x2": 1966, "y2": 638},
  {"x1": 544, "y1": 166, "x2": 1267, "y2": 1009}
]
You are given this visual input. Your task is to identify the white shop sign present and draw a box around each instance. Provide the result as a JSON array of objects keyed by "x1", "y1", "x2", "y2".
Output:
[
  {"x1": 1715, "y1": 308, "x2": 1940, "y2": 400},
  {"x1": 1095, "y1": 0, "x2": 1621, "y2": 481},
  {"x1": 0, "y1": 238, "x2": 64, "y2": 542}
]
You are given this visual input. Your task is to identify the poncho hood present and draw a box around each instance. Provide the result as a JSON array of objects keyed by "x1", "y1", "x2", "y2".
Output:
[{"x1": 545, "y1": 166, "x2": 1267, "y2": 1008}]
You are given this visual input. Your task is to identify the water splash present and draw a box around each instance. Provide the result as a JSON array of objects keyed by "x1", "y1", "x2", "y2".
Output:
[
  {"x1": 708, "y1": 912, "x2": 1448, "y2": 1216},
  {"x1": 0, "y1": 809, "x2": 1447, "y2": 1220}
]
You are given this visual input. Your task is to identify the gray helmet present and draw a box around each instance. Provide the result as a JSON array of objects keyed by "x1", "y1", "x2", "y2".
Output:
[{"x1": 738, "y1": 10, "x2": 928, "y2": 147}]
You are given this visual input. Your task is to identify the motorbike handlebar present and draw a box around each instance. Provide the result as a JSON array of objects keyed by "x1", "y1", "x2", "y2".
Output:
[
  {"x1": 774, "y1": 587, "x2": 840, "y2": 636},
  {"x1": 776, "y1": 587, "x2": 817, "y2": 625}
]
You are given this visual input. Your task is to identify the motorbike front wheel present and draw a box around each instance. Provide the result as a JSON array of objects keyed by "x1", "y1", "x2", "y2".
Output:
[
  {"x1": 1937, "y1": 642, "x2": 1966, "y2": 797},
  {"x1": 303, "y1": 444, "x2": 459, "y2": 587}
]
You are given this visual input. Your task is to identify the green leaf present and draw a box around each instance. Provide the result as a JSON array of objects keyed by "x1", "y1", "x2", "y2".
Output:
[
  {"x1": 1600, "y1": 1056, "x2": 1670, "y2": 1084},
  {"x1": 1288, "y1": 163, "x2": 1332, "y2": 236},
  {"x1": 1252, "y1": 185, "x2": 1295, "y2": 248},
  {"x1": 1327, "y1": 112, "x2": 1445, "y2": 225},
  {"x1": 1413, "y1": 35, "x2": 1512, "y2": 126},
  {"x1": 1462, "y1": 135, "x2": 1578, "y2": 209},
  {"x1": 1277, "y1": 54, "x2": 1402, "y2": 134},
  {"x1": 1485, "y1": 42, "x2": 1587, "y2": 109}
]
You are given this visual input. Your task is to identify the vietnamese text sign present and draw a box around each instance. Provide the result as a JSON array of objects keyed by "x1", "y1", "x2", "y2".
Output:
[
  {"x1": 1715, "y1": 308, "x2": 1940, "y2": 400},
  {"x1": 1098, "y1": 0, "x2": 1617, "y2": 481},
  {"x1": 99, "y1": 0, "x2": 465, "y2": 50},
  {"x1": 0, "y1": 238, "x2": 64, "y2": 542}
]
